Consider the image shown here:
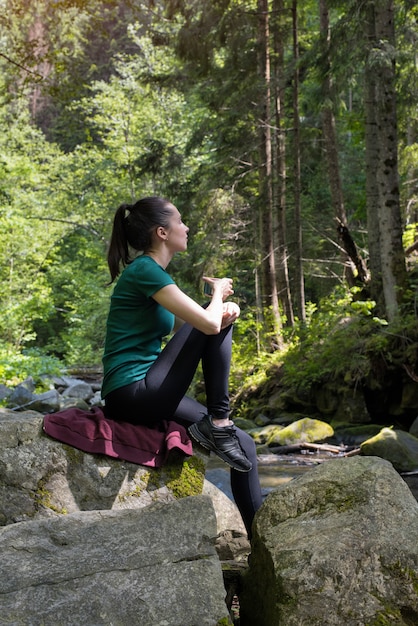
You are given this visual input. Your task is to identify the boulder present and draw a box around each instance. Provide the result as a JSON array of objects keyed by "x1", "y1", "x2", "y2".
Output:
[
  {"x1": 233, "y1": 416, "x2": 258, "y2": 430},
  {"x1": 248, "y1": 424, "x2": 283, "y2": 446},
  {"x1": 0, "y1": 407, "x2": 210, "y2": 526},
  {"x1": 29, "y1": 389, "x2": 61, "y2": 413},
  {"x1": 254, "y1": 413, "x2": 271, "y2": 426},
  {"x1": 0, "y1": 383, "x2": 11, "y2": 401},
  {"x1": 0, "y1": 496, "x2": 232, "y2": 626},
  {"x1": 332, "y1": 423, "x2": 383, "y2": 446},
  {"x1": 203, "y1": 477, "x2": 247, "y2": 535},
  {"x1": 360, "y1": 426, "x2": 418, "y2": 471},
  {"x1": 0, "y1": 378, "x2": 246, "y2": 622},
  {"x1": 0, "y1": 407, "x2": 246, "y2": 539},
  {"x1": 62, "y1": 380, "x2": 94, "y2": 402},
  {"x1": 264, "y1": 417, "x2": 334, "y2": 447},
  {"x1": 240, "y1": 456, "x2": 418, "y2": 626},
  {"x1": 7, "y1": 381, "x2": 34, "y2": 409}
]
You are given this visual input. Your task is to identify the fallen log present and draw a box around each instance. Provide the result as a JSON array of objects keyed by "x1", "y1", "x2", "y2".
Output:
[
  {"x1": 342, "y1": 447, "x2": 361, "y2": 457},
  {"x1": 267, "y1": 442, "x2": 354, "y2": 456}
]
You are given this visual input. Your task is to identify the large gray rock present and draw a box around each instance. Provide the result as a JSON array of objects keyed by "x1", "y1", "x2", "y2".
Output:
[
  {"x1": 29, "y1": 389, "x2": 61, "y2": 413},
  {"x1": 0, "y1": 496, "x2": 231, "y2": 626},
  {"x1": 0, "y1": 407, "x2": 238, "y2": 624},
  {"x1": 0, "y1": 407, "x2": 245, "y2": 538},
  {"x1": 0, "y1": 407, "x2": 209, "y2": 526},
  {"x1": 61, "y1": 380, "x2": 94, "y2": 401},
  {"x1": 240, "y1": 456, "x2": 418, "y2": 626},
  {"x1": 203, "y1": 478, "x2": 246, "y2": 535}
]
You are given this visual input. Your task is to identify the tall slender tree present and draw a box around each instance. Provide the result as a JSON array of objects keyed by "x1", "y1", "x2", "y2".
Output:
[
  {"x1": 272, "y1": 0, "x2": 295, "y2": 326},
  {"x1": 363, "y1": 0, "x2": 407, "y2": 319},
  {"x1": 257, "y1": 0, "x2": 283, "y2": 344},
  {"x1": 291, "y1": 0, "x2": 306, "y2": 321},
  {"x1": 319, "y1": 0, "x2": 356, "y2": 286}
]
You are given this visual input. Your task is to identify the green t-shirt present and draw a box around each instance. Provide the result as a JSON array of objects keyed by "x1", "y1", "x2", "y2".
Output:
[{"x1": 101, "y1": 255, "x2": 175, "y2": 398}]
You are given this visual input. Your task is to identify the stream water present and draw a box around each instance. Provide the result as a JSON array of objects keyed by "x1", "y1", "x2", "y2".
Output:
[
  {"x1": 207, "y1": 450, "x2": 418, "y2": 503},
  {"x1": 206, "y1": 450, "x2": 331, "y2": 500}
]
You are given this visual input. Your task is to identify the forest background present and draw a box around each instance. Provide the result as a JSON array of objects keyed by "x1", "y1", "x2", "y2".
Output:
[{"x1": 0, "y1": 0, "x2": 417, "y2": 421}]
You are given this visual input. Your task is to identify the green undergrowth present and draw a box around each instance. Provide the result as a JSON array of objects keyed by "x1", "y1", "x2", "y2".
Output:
[
  {"x1": 283, "y1": 287, "x2": 417, "y2": 391},
  {"x1": 231, "y1": 276, "x2": 418, "y2": 418},
  {"x1": 0, "y1": 346, "x2": 63, "y2": 391}
]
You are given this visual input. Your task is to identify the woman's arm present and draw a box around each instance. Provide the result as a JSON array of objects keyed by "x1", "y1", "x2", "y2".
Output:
[{"x1": 152, "y1": 279, "x2": 238, "y2": 335}]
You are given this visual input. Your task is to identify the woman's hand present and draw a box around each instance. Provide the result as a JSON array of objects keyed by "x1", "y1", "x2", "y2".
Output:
[
  {"x1": 221, "y1": 301, "x2": 240, "y2": 329},
  {"x1": 203, "y1": 276, "x2": 234, "y2": 302}
]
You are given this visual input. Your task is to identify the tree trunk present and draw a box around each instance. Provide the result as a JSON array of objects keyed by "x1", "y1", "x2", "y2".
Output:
[
  {"x1": 272, "y1": 0, "x2": 294, "y2": 327},
  {"x1": 364, "y1": 3, "x2": 383, "y2": 304},
  {"x1": 257, "y1": 0, "x2": 283, "y2": 345},
  {"x1": 291, "y1": 0, "x2": 306, "y2": 322},
  {"x1": 319, "y1": 0, "x2": 368, "y2": 287},
  {"x1": 363, "y1": 0, "x2": 407, "y2": 319}
]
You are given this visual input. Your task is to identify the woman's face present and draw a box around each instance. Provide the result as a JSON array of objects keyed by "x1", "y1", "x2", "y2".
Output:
[{"x1": 165, "y1": 206, "x2": 189, "y2": 253}]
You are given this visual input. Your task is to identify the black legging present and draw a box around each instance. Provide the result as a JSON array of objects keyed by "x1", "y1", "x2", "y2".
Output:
[{"x1": 104, "y1": 321, "x2": 263, "y2": 537}]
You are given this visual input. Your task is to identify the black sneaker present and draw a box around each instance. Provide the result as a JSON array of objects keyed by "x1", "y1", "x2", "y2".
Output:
[{"x1": 188, "y1": 415, "x2": 252, "y2": 472}]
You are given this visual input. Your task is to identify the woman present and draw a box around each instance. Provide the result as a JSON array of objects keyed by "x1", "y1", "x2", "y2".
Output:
[{"x1": 101, "y1": 196, "x2": 262, "y2": 537}]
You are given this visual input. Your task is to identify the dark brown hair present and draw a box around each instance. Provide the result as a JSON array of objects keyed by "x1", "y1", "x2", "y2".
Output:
[{"x1": 107, "y1": 196, "x2": 174, "y2": 282}]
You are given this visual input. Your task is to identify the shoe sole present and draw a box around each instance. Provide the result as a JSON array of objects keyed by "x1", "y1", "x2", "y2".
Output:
[{"x1": 188, "y1": 423, "x2": 252, "y2": 473}]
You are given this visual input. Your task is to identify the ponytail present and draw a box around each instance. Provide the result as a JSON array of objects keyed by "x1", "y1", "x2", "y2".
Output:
[
  {"x1": 107, "y1": 204, "x2": 131, "y2": 283},
  {"x1": 107, "y1": 197, "x2": 174, "y2": 283}
]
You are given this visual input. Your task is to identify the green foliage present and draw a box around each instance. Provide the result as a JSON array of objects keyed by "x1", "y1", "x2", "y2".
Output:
[
  {"x1": 232, "y1": 274, "x2": 418, "y2": 422},
  {"x1": 403, "y1": 223, "x2": 418, "y2": 250},
  {"x1": 230, "y1": 309, "x2": 271, "y2": 390},
  {"x1": 280, "y1": 280, "x2": 418, "y2": 393},
  {"x1": 0, "y1": 347, "x2": 62, "y2": 389},
  {"x1": 281, "y1": 288, "x2": 376, "y2": 390}
]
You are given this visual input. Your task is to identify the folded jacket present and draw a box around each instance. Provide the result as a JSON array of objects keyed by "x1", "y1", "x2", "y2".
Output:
[{"x1": 43, "y1": 405, "x2": 193, "y2": 468}]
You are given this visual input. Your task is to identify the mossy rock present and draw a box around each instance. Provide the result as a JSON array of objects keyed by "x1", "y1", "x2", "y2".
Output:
[
  {"x1": 249, "y1": 424, "x2": 283, "y2": 445},
  {"x1": 161, "y1": 454, "x2": 205, "y2": 499},
  {"x1": 266, "y1": 417, "x2": 334, "y2": 447},
  {"x1": 360, "y1": 427, "x2": 418, "y2": 472}
]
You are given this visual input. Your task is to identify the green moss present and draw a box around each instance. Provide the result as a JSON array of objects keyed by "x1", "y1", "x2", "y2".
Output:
[
  {"x1": 145, "y1": 469, "x2": 163, "y2": 491},
  {"x1": 116, "y1": 455, "x2": 205, "y2": 502},
  {"x1": 34, "y1": 476, "x2": 68, "y2": 515},
  {"x1": 365, "y1": 563, "x2": 418, "y2": 625},
  {"x1": 117, "y1": 483, "x2": 146, "y2": 503},
  {"x1": 164, "y1": 455, "x2": 205, "y2": 499},
  {"x1": 386, "y1": 561, "x2": 418, "y2": 595},
  {"x1": 265, "y1": 418, "x2": 334, "y2": 447},
  {"x1": 48, "y1": 446, "x2": 205, "y2": 508},
  {"x1": 366, "y1": 608, "x2": 404, "y2": 625}
]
